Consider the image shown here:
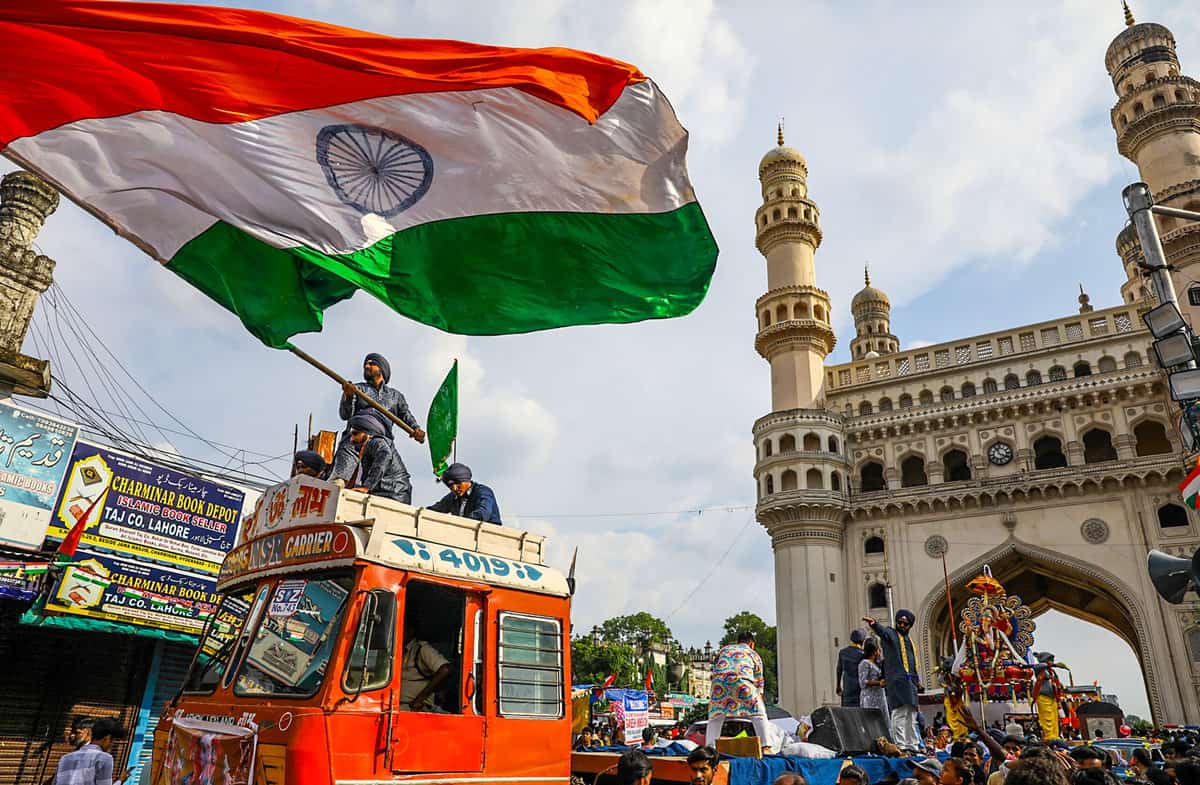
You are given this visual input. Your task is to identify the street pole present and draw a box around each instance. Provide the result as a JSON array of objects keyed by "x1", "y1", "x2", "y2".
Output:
[{"x1": 1122, "y1": 182, "x2": 1186, "y2": 317}]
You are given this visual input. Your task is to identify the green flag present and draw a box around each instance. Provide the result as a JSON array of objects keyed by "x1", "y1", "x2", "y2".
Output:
[{"x1": 427, "y1": 361, "x2": 458, "y2": 477}]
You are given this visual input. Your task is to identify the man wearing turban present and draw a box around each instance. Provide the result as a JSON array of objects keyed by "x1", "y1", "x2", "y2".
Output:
[
  {"x1": 429, "y1": 463, "x2": 502, "y2": 524},
  {"x1": 331, "y1": 353, "x2": 424, "y2": 500},
  {"x1": 864, "y1": 609, "x2": 922, "y2": 753},
  {"x1": 343, "y1": 414, "x2": 411, "y2": 502}
]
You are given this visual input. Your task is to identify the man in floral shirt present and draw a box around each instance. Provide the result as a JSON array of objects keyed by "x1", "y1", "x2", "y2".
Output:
[{"x1": 705, "y1": 630, "x2": 772, "y2": 748}]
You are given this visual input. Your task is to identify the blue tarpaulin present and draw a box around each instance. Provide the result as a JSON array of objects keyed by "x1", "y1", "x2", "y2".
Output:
[{"x1": 726, "y1": 756, "x2": 917, "y2": 785}]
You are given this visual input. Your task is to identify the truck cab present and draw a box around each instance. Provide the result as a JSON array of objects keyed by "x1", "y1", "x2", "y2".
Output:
[{"x1": 151, "y1": 475, "x2": 572, "y2": 785}]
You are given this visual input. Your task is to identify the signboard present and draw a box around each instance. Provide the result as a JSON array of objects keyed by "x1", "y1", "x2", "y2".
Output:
[
  {"x1": 218, "y1": 524, "x2": 358, "y2": 590},
  {"x1": 239, "y1": 475, "x2": 339, "y2": 544},
  {"x1": 605, "y1": 689, "x2": 649, "y2": 738},
  {"x1": 44, "y1": 553, "x2": 221, "y2": 634},
  {"x1": 0, "y1": 402, "x2": 79, "y2": 551},
  {"x1": 48, "y1": 442, "x2": 245, "y2": 574},
  {"x1": 165, "y1": 716, "x2": 256, "y2": 785},
  {"x1": 0, "y1": 561, "x2": 49, "y2": 601}
]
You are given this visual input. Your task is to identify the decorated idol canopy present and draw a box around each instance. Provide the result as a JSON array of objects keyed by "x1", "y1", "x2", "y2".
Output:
[{"x1": 948, "y1": 566, "x2": 1038, "y2": 702}]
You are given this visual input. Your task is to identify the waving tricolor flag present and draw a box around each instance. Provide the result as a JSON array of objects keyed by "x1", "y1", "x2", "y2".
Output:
[
  {"x1": 0, "y1": 1, "x2": 717, "y2": 348},
  {"x1": 1181, "y1": 456, "x2": 1200, "y2": 509}
]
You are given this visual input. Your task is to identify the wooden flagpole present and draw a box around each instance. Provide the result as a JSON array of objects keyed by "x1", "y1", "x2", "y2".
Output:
[{"x1": 289, "y1": 346, "x2": 424, "y2": 443}]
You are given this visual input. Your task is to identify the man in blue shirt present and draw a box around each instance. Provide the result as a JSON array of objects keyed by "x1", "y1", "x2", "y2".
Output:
[
  {"x1": 54, "y1": 717, "x2": 124, "y2": 785},
  {"x1": 430, "y1": 463, "x2": 502, "y2": 524}
]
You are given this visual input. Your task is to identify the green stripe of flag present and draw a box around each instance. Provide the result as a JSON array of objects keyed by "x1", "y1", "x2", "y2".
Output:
[
  {"x1": 427, "y1": 361, "x2": 458, "y2": 477},
  {"x1": 168, "y1": 204, "x2": 717, "y2": 348}
]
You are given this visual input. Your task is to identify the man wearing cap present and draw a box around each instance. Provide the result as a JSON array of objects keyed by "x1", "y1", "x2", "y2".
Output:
[
  {"x1": 908, "y1": 759, "x2": 941, "y2": 785},
  {"x1": 343, "y1": 414, "x2": 412, "y2": 502},
  {"x1": 291, "y1": 450, "x2": 327, "y2": 479},
  {"x1": 1031, "y1": 652, "x2": 1063, "y2": 742},
  {"x1": 865, "y1": 610, "x2": 922, "y2": 753},
  {"x1": 836, "y1": 629, "x2": 867, "y2": 707},
  {"x1": 332, "y1": 353, "x2": 424, "y2": 484},
  {"x1": 429, "y1": 463, "x2": 502, "y2": 524}
]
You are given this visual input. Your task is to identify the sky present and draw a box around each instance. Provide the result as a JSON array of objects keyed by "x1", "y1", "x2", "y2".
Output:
[{"x1": 6, "y1": 0, "x2": 1199, "y2": 720}]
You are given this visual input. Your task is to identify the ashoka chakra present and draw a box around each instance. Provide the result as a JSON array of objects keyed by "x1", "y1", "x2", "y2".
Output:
[{"x1": 316, "y1": 124, "x2": 433, "y2": 217}]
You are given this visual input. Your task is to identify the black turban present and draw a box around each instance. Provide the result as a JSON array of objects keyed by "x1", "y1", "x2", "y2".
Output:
[
  {"x1": 364, "y1": 353, "x2": 391, "y2": 383},
  {"x1": 442, "y1": 462, "x2": 472, "y2": 484},
  {"x1": 349, "y1": 414, "x2": 386, "y2": 436},
  {"x1": 895, "y1": 609, "x2": 915, "y2": 625},
  {"x1": 294, "y1": 450, "x2": 326, "y2": 471}
]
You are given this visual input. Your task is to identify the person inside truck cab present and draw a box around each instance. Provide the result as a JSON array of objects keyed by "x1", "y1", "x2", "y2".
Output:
[
  {"x1": 399, "y1": 605, "x2": 453, "y2": 712},
  {"x1": 429, "y1": 463, "x2": 502, "y2": 524}
]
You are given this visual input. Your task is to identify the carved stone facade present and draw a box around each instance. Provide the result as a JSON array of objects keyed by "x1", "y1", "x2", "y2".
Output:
[
  {"x1": 0, "y1": 170, "x2": 58, "y2": 397},
  {"x1": 754, "y1": 12, "x2": 1200, "y2": 722}
]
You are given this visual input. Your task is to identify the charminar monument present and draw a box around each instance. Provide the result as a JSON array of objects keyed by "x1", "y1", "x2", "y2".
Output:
[{"x1": 754, "y1": 6, "x2": 1200, "y2": 722}]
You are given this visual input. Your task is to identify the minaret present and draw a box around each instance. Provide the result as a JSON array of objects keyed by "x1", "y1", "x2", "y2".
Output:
[
  {"x1": 0, "y1": 171, "x2": 58, "y2": 397},
  {"x1": 849, "y1": 265, "x2": 899, "y2": 360},
  {"x1": 753, "y1": 127, "x2": 847, "y2": 712},
  {"x1": 1106, "y1": 5, "x2": 1200, "y2": 319}
]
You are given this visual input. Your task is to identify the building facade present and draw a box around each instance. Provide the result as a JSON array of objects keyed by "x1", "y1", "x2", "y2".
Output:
[{"x1": 754, "y1": 10, "x2": 1200, "y2": 723}]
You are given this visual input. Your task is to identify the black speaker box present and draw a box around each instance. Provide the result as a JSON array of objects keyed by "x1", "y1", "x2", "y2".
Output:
[{"x1": 807, "y1": 706, "x2": 892, "y2": 755}]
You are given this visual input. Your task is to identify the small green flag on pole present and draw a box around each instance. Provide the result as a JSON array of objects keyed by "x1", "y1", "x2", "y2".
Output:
[{"x1": 427, "y1": 360, "x2": 458, "y2": 477}]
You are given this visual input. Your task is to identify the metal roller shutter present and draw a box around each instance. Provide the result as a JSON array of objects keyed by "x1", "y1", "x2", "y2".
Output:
[
  {"x1": 133, "y1": 643, "x2": 196, "y2": 785},
  {"x1": 0, "y1": 608, "x2": 151, "y2": 785}
]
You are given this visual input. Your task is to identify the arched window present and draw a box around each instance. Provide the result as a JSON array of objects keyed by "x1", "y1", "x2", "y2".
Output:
[
  {"x1": 772, "y1": 208, "x2": 781, "y2": 221},
  {"x1": 760, "y1": 215, "x2": 767, "y2": 226},
  {"x1": 1177, "y1": 89, "x2": 1188, "y2": 103},
  {"x1": 803, "y1": 433, "x2": 821, "y2": 451},
  {"x1": 831, "y1": 472, "x2": 842, "y2": 492},
  {"x1": 940, "y1": 386, "x2": 954, "y2": 403},
  {"x1": 1082, "y1": 428, "x2": 1118, "y2": 463},
  {"x1": 1153, "y1": 93, "x2": 1166, "y2": 108},
  {"x1": 860, "y1": 462, "x2": 886, "y2": 493},
  {"x1": 1134, "y1": 421, "x2": 1173, "y2": 456},
  {"x1": 982, "y1": 378, "x2": 998, "y2": 394},
  {"x1": 901, "y1": 455, "x2": 928, "y2": 487},
  {"x1": 761, "y1": 440, "x2": 773, "y2": 458},
  {"x1": 1134, "y1": 101, "x2": 1145, "y2": 116},
  {"x1": 793, "y1": 302, "x2": 809, "y2": 319},
  {"x1": 1188, "y1": 629, "x2": 1200, "y2": 662},
  {"x1": 828, "y1": 436, "x2": 840, "y2": 453},
  {"x1": 779, "y1": 434, "x2": 797, "y2": 453},
  {"x1": 1074, "y1": 361, "x2": 1092, "y2": 377},
  {"x1": 1124, "y1": 351, "x2": 1144, "y2": 369},
  {"x1": 780, "y1": 470, "x2": 798, "y2": 491},
  {"x1": 961, "y1": 382, "x2": 977, "y2": 398},
  {"x1": 1159, "y1": 503, "x2": 1190, "y2": 529},
  {"x1": 775, "y1": 304, "x2": 788, "y2": 322},
  {"x1": 765, "y1": 475, "x2": 774, "y2": 494},
  {"x1": 859, "y1": 401, "x2": 874, "y2": 416},
  {"x1": 845, "y1": 404, "x2": 854, "y2": 416},
  {"x1": 867, "y1": 583, "x2": 888, "y2": 610},
  {"x1": 791, "y1": 188, "x2": 800, "y2": 198},
  {"x1": 1004, "y1": 374, "x2": 1020, "y2": 390},
  {"x1": 919, "y1": 390, "x2": 934, "y2": 406},
  {"x1": 1048, "y1": 365, "x2": 1067, "y2": 382},
  {"x1": 806, "y1": 468, "x2": 823, "y2": 489},
  {"x1": 1033, "y1": 435, "x2": 1067, "y2": 470},
  {"x1": 866, "y1": 325, "x2": 873, "y2": 334},
  {"x1": 943, "y1": 449, "x2": 971, "y2": 482},
  {"x1": 787, "y1": 207, "x2": 798, "y2": 218},
  {"x1": 762, "y1": 310, "x2": 772, "y2": 327},
  {"x1": 864, "y1": 536, "x2": 885, "y2": 555},
  {"x1": 1026, "y1": 370, "x2": 1043, "y2": 386},
  {"x1": 879, "y1": 397, "x2": 894, "y2": 412},
  {"x1": 1098, "y1": 356, "x2": 1117, "y2": 373},
  {"x1": 814, "y1": 305, "x2": 825, "y2": 321},
  {"x1": 899, "y1": 394, "x2": 913, "y2": 409}
]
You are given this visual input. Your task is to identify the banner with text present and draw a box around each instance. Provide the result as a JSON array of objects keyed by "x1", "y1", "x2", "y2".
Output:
[
  {"x1": 48, "y1": 442, "x2": 245, "y2": 574},
  {"x1": 0, "y1": 402, "x2": 79, "y2": 551}
]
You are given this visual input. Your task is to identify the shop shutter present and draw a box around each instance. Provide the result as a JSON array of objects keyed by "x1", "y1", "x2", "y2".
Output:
[
  {"x1": 0, "y1": 609, "x2": 151, "y2": 785},
  {"x1": 134, "y1": 643, "x2": 196, "y2": 785}
]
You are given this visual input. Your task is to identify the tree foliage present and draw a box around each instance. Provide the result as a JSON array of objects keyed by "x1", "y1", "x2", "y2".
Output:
[
  {"x1": 600, "y1": 612, "x2": 674, "y2": 646},
  {"x1": 720, "y1": 611, "x2": 779, "y2": 705},
  {"x1": 571, "y1": 636, "x2": 638, "y2": 686}
]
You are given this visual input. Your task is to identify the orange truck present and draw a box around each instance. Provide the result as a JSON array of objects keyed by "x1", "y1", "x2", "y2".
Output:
[{"x1": 149, "y1": 474, "x2": 573, "y2": 785}]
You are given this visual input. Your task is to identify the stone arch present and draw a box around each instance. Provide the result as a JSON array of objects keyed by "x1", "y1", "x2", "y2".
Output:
[
  {"x1": 1081, "y1": 426, "x2": 1118, "y2": 463},
  {"x1": 780, "y1": 469, "x2": 798, "y2": 491},
  {"x1": 787, "y1": 206, "x2": 798, "y2": 219},
  {"x1": 830, "y1": 472, "x2": 842, "y2": 492},
  {"x1": 793, "y1": 301, "x2": 810, "y2": 320},
  {"x1": 805, "y1": 468, "x2": 823, "y2": 489},
  {"x1": 828, "y1": 435, "x2": 840, "y2": 453},
  {"x1": 939, "y1": 386, "x2": 955, "y2": 403},
  {"x1": 900, "y1": 454, "x2": 928, "y2": 487},
  {"x1": 919, "y1": 390, "x2": 934, "y2": 406},
  {"x1": 982, "y1": 378, "x2": 998, "y2": 395},
  {"x1": 760, "y1": 439, "x2": 773, "y2": 458},
  {"x1": 859, "y1": 461, "x2": 886, "y2": 492},
  {"x1": 859, "y1": 401, "x2": 873, "y2": 416},
  {"x1": 1074, "y1": 360, "x2": 1092, "y2": 377},
  {"x1": 1124, "y1": 351, "x2": 1144, "y2": 369},
  {"x1": 864, "y1": 536, "x2": 885, "y2": 556},
  {"x1": 1133, "y1": 419, "x2": 1172, "y2": 456},
  {"x1": 878, "y1": 397, "x2": 893, "y2": 412},
  {"x1": 761, "y1": 309, "x2": 772, "y2": 327},
  {"x1": 775, "y1": 304, "x2": 788, "y2": 322},
  {"x1": 779, "y1": 433, "x2": 797, "y2": 453},
  {"x1": 867, "y1": 582, "x2": 888, "y2": 610},
  {"x1": 942, "y1": 448, "x2": 971, "y2": 482},
  {"x1": 1033, "y1": 433, "x2": 1067, "y2": 469},
  {"x1": 899, "y1": 393, "x2": 913, "y2": 409},
  {"x1": 1098, "y1": 355, "x2": 1117, "y2": 373},
  {"x1": 961, "y1": 381, "x2": 977, "y2": 398},
  {"x1": 1004, "y1": 373, "x2": 1021, "y2": 390},
  {"x1": 802, "y1": 432, "x2": 821, "y2": 451},
  {"x1": 917, "y1": 538, "x2": 1166, "y2": 722}
]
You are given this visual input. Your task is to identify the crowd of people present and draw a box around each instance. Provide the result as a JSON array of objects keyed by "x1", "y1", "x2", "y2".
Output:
[{"x1": 289, "y1": 352, "x2": 502, "y2": 523}]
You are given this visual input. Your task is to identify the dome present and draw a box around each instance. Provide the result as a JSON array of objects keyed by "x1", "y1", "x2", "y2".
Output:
[
  {"x1": 759, "y1": 144, "x2": 806, "y2": 175},
  {"x1": 1105, "y1": 21, "x2": 1175, "y2": 74},
  {"x1": 851, "y1": 268, "x2": 890, "y2": 309},
  {"x1": 864, "y1": 350, "x2": 881, "y2": 359}
]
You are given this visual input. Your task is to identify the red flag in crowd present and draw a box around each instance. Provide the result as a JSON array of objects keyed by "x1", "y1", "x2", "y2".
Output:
[
  {"x1": 602, "y1": 673, "x2": 616, "y2": 688},
  {"x1": 644, "y1": 670, "x2": 653, "y2": 692},
  {"x1": 56, "y1": 493, "x2": 104, "y2": 561}
]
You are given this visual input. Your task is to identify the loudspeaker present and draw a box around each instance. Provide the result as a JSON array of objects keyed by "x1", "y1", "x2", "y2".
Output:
[
  {"x1": 808, "y1": 706, "x2": 892, "y2": 755},
  {"x1": 1147, "y1": 548, "x2": 1200, "y2": 604}
]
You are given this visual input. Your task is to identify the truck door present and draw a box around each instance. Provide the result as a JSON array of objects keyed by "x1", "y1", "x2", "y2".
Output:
[{"x1": 387, "y1": 580, "x2": 486, "y2": 773}]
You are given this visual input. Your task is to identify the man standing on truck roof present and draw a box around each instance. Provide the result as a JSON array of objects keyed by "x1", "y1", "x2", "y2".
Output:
[
  {"x1": 342, "y1": 415, "x2": 412, "y2": 502},
  {"x1": 331, "y1": 353, "x2": 424, "y2": 490},
  {"x1": 429, "y1": 463, "x2": 502, "y2": 524},
  {"x1": 705, "y1": 630, "x2": 773, "y2": 751}
]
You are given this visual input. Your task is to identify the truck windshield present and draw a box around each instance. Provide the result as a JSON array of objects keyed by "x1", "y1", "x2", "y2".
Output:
[
  {"x1": 183, "y1": 590, "x2": 254, "y2": 694},
  {"x1": 234, "y1": 573, "x2": 354, "y2": 698}
]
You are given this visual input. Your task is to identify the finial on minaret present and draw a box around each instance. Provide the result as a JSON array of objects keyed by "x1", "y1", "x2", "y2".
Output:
[
  {"x1": 1078, "y1": 283, "x2": 1094, "y2": 314},
  {"x1": 777, "y1": 119, "x2": 785, "y2": 147},
  {"x1": 864, "y1": 263, "x2": 871, "y2": 287},
  {"x1": 1123, "y1": 0, "x2": 1135, "y2": 27}
]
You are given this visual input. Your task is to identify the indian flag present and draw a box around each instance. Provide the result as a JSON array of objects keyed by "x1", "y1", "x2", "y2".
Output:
[
  {"x1": 0, "y1": 1, "x2": 717, "y2": 348},
  {"x1": 1181, "y1": 457, "x2": 1200, "y2": 509}
]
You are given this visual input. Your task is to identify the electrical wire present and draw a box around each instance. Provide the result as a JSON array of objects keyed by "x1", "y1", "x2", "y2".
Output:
[{"x1": 663, "y1": 513, "x2": 758, "y2": 623}]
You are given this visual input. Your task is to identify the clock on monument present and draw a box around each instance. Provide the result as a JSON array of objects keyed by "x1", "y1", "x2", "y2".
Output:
[{"x1": 988, "y1": 442, "x2": 1014, "y2": 466}]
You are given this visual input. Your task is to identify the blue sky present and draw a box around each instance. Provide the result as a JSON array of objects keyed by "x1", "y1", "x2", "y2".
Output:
[{"x1": 8, "y1": 0, "x2": 1199, "y2": 719}]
